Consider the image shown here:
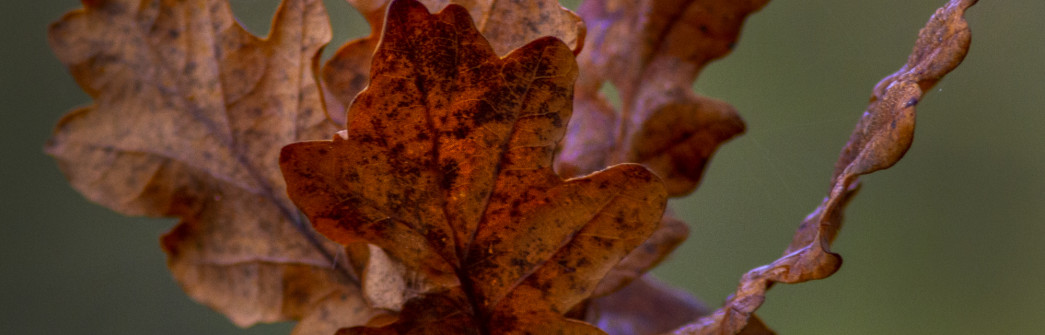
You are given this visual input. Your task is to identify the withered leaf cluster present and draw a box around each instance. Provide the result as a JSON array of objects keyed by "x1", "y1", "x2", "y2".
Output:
[{"x1": 47, "y1": 0, "x2": 976, "y2": 334}]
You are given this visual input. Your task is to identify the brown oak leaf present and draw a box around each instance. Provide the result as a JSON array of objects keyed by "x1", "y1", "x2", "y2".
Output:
[
  {"x1": 559, "y1": 1, "x2": 772, "y2": 322},
  {"x1": 671, "y1": 0, "x2": 977, "y2": 333},
  {"x1": 321, "y1": 0, "x2": 586, "y2": 310},
  {"x1": 46, "y1": 0, "x2": 378, "y2": 333},
  {"x1": 279, "y1": 0, "x2": 667, "y2": 333},
  {"x1": 321, "y1": 0, "x2": 584, "y2": 127},
  {"x1": 557, "y1": 0, "x2": 771, "y2": 197}
]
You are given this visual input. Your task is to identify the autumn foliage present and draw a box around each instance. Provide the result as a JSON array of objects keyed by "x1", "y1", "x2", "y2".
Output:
[{"x1": 47, "y1": 0, "x2": 976, "y2": 334}]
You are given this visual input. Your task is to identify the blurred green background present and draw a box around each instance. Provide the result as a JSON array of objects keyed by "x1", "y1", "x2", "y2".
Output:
[{"x1": 2, "y1": 0, "x2": 1042, "y2": 334}]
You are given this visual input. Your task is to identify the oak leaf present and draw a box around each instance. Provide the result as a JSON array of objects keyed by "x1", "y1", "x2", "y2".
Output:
[
  {"x1": 321, "y1": 0, "x2": 584, "y2": 127},
  {"x1": 671, "y1": 0, "x2": 977, "y2": 333},
  {"x1": 557, "y1": 0, "x2": 770, "y2": 197},
  {"x1": 561, "y1": 1, "x2": 772, "y2": 326},
  {"x1": 279, "y1": 0, "x2": 667, "y2": 333},
  {"x1": 46, "y1": 0, "x2": 378, "y2": 333},
  {"x1": 321, "y1": 0, "x2": 586, "y2": 310}
]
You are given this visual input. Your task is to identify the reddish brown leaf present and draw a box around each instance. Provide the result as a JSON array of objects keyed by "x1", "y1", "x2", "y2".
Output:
[
  {"x1": 322, "y1": 0, "x2": 585, "y2": 126},
  {"x1": 672, "y1": 1, "x2": 976, "y2": 333},
  {"x1": 46, "y1": 0, "x2": 376, "y2": 332},
  {"x1": 280, "y1": 0, "x2": 666, "y2": 332},
  {"x1": 557, "y1": 0, "x2": 769, "y2": 196}
]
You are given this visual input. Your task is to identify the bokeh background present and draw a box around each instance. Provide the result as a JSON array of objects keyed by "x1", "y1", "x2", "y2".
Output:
[{"x1": 2, "y1": 0, "x2": 1042, "y2": 334}]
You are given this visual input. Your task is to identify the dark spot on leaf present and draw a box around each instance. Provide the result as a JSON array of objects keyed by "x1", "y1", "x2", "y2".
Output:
[
  {"x1": 550, "y1": 113, "x2": 563, "y2": 128},
  {"x1": 451, "y1": 126, "x2": 470, "y2": 139},
  {"x1": 440, "y1": 160, "x2": 459, "y2": 189},
  {"x1": 472, "y1": 103, "x2": 508, "y2": 125}
]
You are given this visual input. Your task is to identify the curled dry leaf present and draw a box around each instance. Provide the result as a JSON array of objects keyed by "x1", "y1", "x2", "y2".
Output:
[
  {"x1": 322, "y1": 0, "x2": 584, "y2": 126},
  {"x1": 279, "y1": 0, "x2": 667, "y2": 333},
  {"x1": 672, "y1": 0, "x2": 976, "y2": 333},
  {"x1": 557, "y1": 0, "x2": 770, "y2": 197},
  {"x1": 46, "y1": 0, "x2": 379, "y2": 332}
]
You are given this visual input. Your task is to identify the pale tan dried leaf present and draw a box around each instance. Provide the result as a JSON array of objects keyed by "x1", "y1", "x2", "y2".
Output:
[
  {"x1": 292, "y1": 287, "x2": 386, "y2": 335},
  {"x1": 354, "y1": 244, "x2": 443, "y2": 311},
  {"x1": 47, "y1": 0, "x2": 373, "y2": 331}
]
